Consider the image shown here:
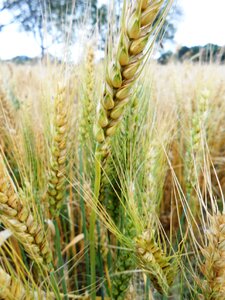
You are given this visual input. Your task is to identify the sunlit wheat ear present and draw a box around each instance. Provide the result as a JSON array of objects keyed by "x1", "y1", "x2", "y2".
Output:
[
  {"x1": 0, "y1": 155, "x2": 52, "y2": 265},
  {"x1": 199, "y1": 213, "x2": 225, "y2": 300},
  {"x1": 0, "y1": 266, "x2": 54, "y2": 300},
  {"x1": 135, "y1": 229, "x2": 178, "y2": 295},
  {"x1": 45, "y1": 84, "x2": 69, "y2": 217},
  {"x1": 0, "y1": 266, "x2": 28, "y2": 300},
  {"x1": 94, "y1": 0, "x2": 167, "y2": 162}
]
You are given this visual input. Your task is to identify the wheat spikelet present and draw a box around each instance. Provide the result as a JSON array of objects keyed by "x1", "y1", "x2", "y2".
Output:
[
  {"x1": 135, "y1": 230, "x2": 177, "y2": 295},
  {"x1": 0, "y1": 155, "x2": 52, "y2": 265},
  {"x1": 200, "y1": 213, "x2": 225, "y2": 299},
  {"x1": 46, "y1": 85, "x2": 69, "y2": 217}
]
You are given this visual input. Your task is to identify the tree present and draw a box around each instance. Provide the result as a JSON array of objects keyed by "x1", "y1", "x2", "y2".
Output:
[
  {"x1": 0, "y1": 0, "x2": 107, "y2": 57},
  {"x1": 154, "y1": 3, "x2": 182, "y2": 50},
  {"x1": 0, "y1": 0, "x2": 181, "y2": 58}
]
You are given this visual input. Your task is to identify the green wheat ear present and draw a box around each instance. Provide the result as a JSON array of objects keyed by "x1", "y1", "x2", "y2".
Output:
[{"x1": 135, "y1": 229, "x2": 178, "y2": 295}]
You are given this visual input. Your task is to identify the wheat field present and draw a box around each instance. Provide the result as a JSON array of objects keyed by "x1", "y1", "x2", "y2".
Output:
[{"x1": 1, "y1": 0, "x2": 225, "y2": 299}]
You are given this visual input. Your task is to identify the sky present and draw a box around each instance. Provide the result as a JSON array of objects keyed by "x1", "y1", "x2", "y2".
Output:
[
  {"x1": 175, "y1": 0, "x2": 225, "y2": 47},
  {"x1": 0, "y1": 0, "x2": 225, "y2": 60}
]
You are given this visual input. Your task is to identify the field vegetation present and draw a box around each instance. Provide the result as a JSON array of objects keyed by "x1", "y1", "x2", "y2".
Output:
[{"x1": 1, "y1": 0, "x2": 225, "y2": 299}]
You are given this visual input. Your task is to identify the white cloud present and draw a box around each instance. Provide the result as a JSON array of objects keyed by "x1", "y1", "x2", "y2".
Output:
[
  {"x1": 175, "y1": 0, "x2": 225, "y2": 46},
  {"x1": 0, "y1": 24, "x2": 40, "y2": 59},
  {"x1": 98, "y1": 0, "x2": 108, "y2": 5}
]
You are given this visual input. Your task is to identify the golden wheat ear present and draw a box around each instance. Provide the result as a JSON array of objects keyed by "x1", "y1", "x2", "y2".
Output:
[
  {"x1": 0, "y1": 155, "x2": 52, "y2": 265},
  {"x1": 0, "y1": 266, "x2": 28, "y2": 300},
  {"x1": 0, "y1": 86, "x2": 17, "y2": 132},
  {"x1": 44, "y1": 84, "x2": 69, "y2": 217},
  {"x1": 95, "y1": 0, "x2": 171, "y2": 161},
  {"x1": 0, "y1": 266, "x2": 55, "y2": 300},
  {"x1": 199, "y1": 213, "x2": 225, "y2": 299}
]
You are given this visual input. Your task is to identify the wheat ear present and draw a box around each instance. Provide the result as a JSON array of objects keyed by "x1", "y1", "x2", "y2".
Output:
[
  {"x1": 0, "y1": 86, "x2": 17, "y2": 132},
  {"x1": 200, "y1": 213, "x2": 225, "y2": 299},
  {"x1": 0, "y1": 266, "x2": 53, "y2": 300},
  {"x1": 91, "y1": 1, "x2": 171, "y2": 296},
  {"x1": 0, "y1": 266, "x2": 30, "y2": 300},
  {"x1": 185, "y1": 89, "x2": 209, "y2": 205},
  {"x1": 95, "y1": 0, "x2": 165, "y2": 160},
  {"x1": 0, "y1": 155, "x2": 52, "y2": 264},
  {"x1": 46, "y1": 85, "x2": 69, "y2": 217},
  {"x1": 110, "y1": 212, "x2": 137, "y2": 300},
  {"x1": 80, "y1": 46, "x2": 95, "y2": 144},
  {"x1": 0, "y1": 85, "x2": 26, "y2": 174},
  {"x1": 135, "y1": 230, "x2": 178, "y2": 295},
  {"x1": 96, "y1": 0, "x2": 167, "y2": 224}
]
